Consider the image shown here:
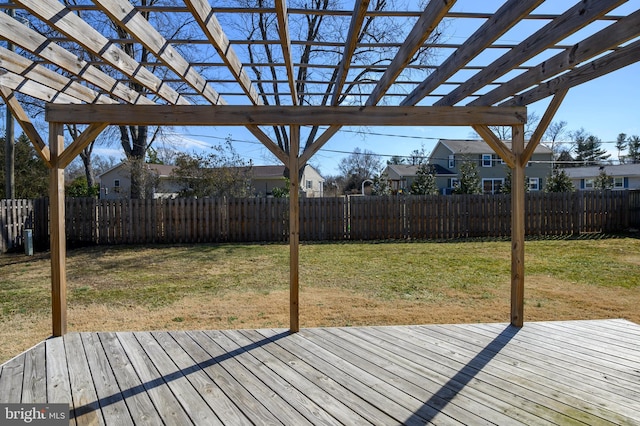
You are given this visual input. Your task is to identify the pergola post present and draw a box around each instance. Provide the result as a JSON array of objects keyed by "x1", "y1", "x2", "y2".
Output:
[
  {"x1": 49, "y1": 122, "x2": 67, "y2": 336},
  {"x1": 511, "y1": 124, "x2": 526, "y2": 327},
  {"x1": 288, "y1": 125, "x2": 301, "y2": 333}
]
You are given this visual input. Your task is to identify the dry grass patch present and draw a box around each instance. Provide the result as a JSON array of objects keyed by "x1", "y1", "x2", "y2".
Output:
[{"x1": 1, "y1": 237, "x2": 639, "y2": 363}]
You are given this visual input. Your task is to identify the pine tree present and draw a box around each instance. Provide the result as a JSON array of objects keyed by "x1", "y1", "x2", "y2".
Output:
[
  {"x1": 371, "y1": 172, "x2": 391, "y2": 196},
  {"x1": 545, "y1": 169, "x2": 575, "y2": 193},
  {"x1": 594, "y1": 169, "x2": 613, "y2": 190},
  {"x1": 453, "y1": 161, "x2": 482, "y2": 194},
  {"x1": 628, "y1": 135, "x2": 640, "y2": 164},
  {"x1": 573, "y1": 130, "x2": 610, "y2": 166},
  {"x1": 410, "y1": 164, "x2": 438, "y2": 195}
]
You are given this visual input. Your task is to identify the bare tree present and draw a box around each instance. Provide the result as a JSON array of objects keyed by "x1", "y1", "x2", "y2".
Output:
[
  {"x1": 487, "y1": 112, "x2": 541, "y2": 140},
  {"x1": 234, "y1": 0, "x2": 444, "y2": 155}
]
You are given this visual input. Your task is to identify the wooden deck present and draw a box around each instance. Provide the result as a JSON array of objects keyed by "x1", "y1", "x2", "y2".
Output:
[{"x1": 1, "y1": 319, "x2": 638, "y2": 425}]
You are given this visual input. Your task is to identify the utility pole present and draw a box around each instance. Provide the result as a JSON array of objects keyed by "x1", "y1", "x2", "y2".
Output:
[{"x1": 4, "y1": 3, "x2": 15, "y2": 199}]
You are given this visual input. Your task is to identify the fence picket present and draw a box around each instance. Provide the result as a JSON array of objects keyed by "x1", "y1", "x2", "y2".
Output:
[{"x1": 1, "y1": 191, "x2": 637, "y2": 252}]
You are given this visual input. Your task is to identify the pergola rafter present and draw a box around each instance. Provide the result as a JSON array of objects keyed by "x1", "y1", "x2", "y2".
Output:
[
  {"x1": 400, "y1": 0, "x2": 545, "y2": 107},
  {"x1": 0, "y1": 0, "x2": 638, "y2": 336},
  {"x1": 473, "y1": 8, "x2": 640, "y2": 107},
  {"x1": 14, "y1": 0, "x2": 189, "y2": 105},
  {"x1": 435, "y1": 0, "x2": 627, "y2": 106},
  {"x1": 186, "y1": 0, "x2": 262, "y2": 105}
]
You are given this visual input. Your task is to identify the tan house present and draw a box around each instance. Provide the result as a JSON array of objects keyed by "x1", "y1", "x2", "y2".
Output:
[{"x1": 98, "y1": 162, "x2": 324, "y2": 199}]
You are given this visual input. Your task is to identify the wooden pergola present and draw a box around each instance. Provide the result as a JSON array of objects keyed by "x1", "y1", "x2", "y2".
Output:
[{"x1": 1, "y1": 0, "x2": 639, "y2": 337}]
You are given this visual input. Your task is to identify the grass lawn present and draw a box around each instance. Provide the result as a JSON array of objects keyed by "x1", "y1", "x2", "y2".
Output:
[{"x1": 1, "y1": 236, "x2": 639, "y2": 363}]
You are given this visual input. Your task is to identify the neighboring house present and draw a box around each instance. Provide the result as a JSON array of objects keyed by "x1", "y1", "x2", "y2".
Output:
[
  {"x1": 98, "y1": 162, "x2": 324, "y2": 199},
  {"x1": 384, "y1": 163, "x2": 455, "y2": 194},
  {"x1": 428, "y1": 139, "x2": 553, "y2": 194},
  {"x1": 250, "y1": 165, "x2": 325, "y2": 198},
  {"x1": 99, "y1": 163, "x2": 180, "y2": 199},
  {"x1": 561, "y1": 164, "x2": 640, "y2": 190}
]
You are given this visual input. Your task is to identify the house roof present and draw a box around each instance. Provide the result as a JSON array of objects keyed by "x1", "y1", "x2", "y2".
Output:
[
  {"x1": 386, "y1": 163, "x2": 455, "y2": 178},
  {"x1": 561, "y1": 164, "x2": 640, "y2": 179},
  {"x1": 98, "y1": 162, "x2": 322, "y2": 180},
  {"x1": 437, "y1": 139, "x2": 553, "y2": 156}
]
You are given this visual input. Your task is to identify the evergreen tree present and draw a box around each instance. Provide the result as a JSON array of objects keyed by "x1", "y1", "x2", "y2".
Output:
[
  {"x1": 501, "y1": 168, "x2": 529, "y2": 194},
  {"x1": 594, "y1": 169, "x2": 613, "y2": 190},
  {"x1": 0, "y1": 134, "x2": 49, "y2": 199},
  {"x1": 615, "y1": 133, "x2": 627, "y2": 164},
  {"x1": 410, "y1": 164, "x2": 438, "y2": 195},
  {"x1": 371, "y1": 172, "x2": 391, "y2": 196},
  {"x1": 628, "y1": 135, "x2": 640, "y2": 164},
  {"x1": 545, "y1": 169, "x2": 575, "y2": 193},
  {"x1": 452, "y1": 161, "x2": 482, "y2": 194},
  {"x1": 556, "y1": 149, "x2": 575, "y2": 167},
  {"x1": 573, "y1": 129, "x2": 610, "y2": 166}
]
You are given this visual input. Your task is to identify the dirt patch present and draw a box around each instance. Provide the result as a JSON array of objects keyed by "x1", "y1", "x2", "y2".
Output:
[{"x1": 3, "y1": 280, "x2": 638, "y2": 364}]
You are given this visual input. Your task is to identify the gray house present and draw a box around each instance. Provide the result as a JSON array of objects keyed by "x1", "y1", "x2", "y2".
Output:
[
  {"x1": 98, "y1": 162, "x2": 324, "y2": 199},
  {"x1": 561, "y1": 164, "x2": 640, "y2": 190},
  {"x1": 428, "y1": 139, "x2": 553, "y2": 194},
  {"x1": 384, "y1": 163, "x2": 455, "y2": 194}
]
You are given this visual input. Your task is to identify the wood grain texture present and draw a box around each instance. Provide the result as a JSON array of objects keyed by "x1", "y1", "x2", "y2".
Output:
[
  {"x1": 435, "y1": 0, "x2": 627, "y2": 106},
  {"x1": 45, "y1": 104, "x2": 527, "y2": 126},
  {"x1": 1, "y1": 321, "x2": 639, "y2": 425}
]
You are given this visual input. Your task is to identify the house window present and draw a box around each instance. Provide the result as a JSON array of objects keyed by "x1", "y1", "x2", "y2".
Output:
[
  {"x1": 482, "y1": 154, "x2": 493, "y2": 167},
  {"x1": 584, "y1": 178, "x2": 594, "y2": 190},
  {"x1": 528, "y1": 177, "x2": 540, "y2": 191},
  {"x1": 114, "y1": 179, "x2": 120, "y2": 193},
  {"x1": 482, "y1": 178, "x2": 503, "y2": 194},
  {"x1": 448, "y1": 155, "x2": 455, "y2": 168},
  {"x1": 613, "y1": 177, "x2": 625, "y2": 189},
  {"x1": 306, "y1": 180, "x2": 313, "y2": 189},
  {"x1": 449, "y1": 178, "x2": 459, "y2": 188}
]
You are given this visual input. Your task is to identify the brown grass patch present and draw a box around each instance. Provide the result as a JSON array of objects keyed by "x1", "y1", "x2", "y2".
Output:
[{"x1": 3, "y1": 278, "x2": 638, "y2": 364}]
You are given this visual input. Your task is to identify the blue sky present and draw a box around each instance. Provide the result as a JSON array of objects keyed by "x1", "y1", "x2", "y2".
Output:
[
  {"x1": 159, "y1": 60, "x2": 640, "y2": 177},
  {"x1": 89, "y1": 0, "x2": 640, "y2": 177}
]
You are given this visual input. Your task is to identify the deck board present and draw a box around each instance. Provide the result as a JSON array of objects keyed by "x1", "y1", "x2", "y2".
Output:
[{"x1": 1, "y1": 319, "x2": 639, "y2": 425}]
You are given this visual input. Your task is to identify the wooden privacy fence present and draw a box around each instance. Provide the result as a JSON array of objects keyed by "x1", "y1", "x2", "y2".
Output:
[{"x1": 1, "y1": 191, "x2": 636, "y2": 252}]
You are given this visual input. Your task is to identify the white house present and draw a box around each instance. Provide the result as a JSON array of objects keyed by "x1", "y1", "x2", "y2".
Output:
[
  {"x1": 561, "y1": 164, "x2": 640, "y2": 190},
  {"x1": 98, "y1": 162, "x2": 325, "y2": 199}
]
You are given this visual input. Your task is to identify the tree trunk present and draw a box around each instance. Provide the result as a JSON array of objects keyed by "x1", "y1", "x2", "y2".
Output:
[{"x1": 120, "y1": 124, "x2": 149, "y2": 199}]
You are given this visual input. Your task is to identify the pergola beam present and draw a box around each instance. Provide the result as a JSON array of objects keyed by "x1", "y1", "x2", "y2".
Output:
[
  {"x1": 49, "y1": 123, "x2": 67, "y2": 337},
  {"x1": 0, "y1": 47, "x2": 119, "y2": 106},
  {"x1": 0, "y1": 12, "x2": 155, "y2": 105},
  {"x1": 332, "y1": 0, "x2": 370, "y2": 106},
  {"x1": 502, "y1": 39, "x2": 640, "y2": 107},
  {"x1": 14, "y1": 0, "x2": 188, "y2": 105},
  {"x1": 401, "y1": 0, "x2": 543, "y2": 106},
  {"x1": 275, "y1": 0, "x2": 299, "y2": 105},
  {"x1": 0, "y1": 86, "x2": 50, "y2": 166},
  {"x1": 366, "y1": 0, "x2": 454, "y2": 106},
  {"x1": 186, "y1": 0, "x2": 260, "y2": 105},
  {"x1": 93, "y1": 0, "x2": 224, "y2": 106},
  {"x1": 522, "y1": 89, "x2": 569, "y2": 165},
  {"x1": 473, "y1": 9, "x2": 640, "y2": 107},
  {"x1": 435, "y1": 0, "x2": 626, "y2": 106},
  {"x1": 510, "y1": 125, "x2": 526, "y2": 327},
  {"x1": 45, "y1": 105, "x2": 527, "y2": 127}
]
